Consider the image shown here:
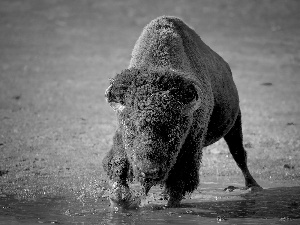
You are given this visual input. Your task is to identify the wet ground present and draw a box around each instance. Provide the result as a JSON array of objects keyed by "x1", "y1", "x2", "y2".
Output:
[
  {"x1": 1, "y1": 0, "x2": 300, "y2": 224},
  {"x1": 1, "y1": 178, "x2": 300, "y2": 225}
]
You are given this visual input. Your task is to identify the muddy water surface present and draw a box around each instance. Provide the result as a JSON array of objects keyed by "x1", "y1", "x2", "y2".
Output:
[{"x1": 1, "y1": 178, "x2": 300, "y2": 225}]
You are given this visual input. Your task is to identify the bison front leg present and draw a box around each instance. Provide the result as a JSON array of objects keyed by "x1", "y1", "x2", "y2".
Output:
[
  {"x1": 164, "y1": 155, "x2": 201, "y2": 207},
  {"x1": 164, "y1": 133, "x2": 203, "y2": 207},
  {"x1": 102, "y1": 131, "x2": 140, "y2": 209},
  {"x1": 224, "y1": 110, "x2": 262, "y2": 191}
]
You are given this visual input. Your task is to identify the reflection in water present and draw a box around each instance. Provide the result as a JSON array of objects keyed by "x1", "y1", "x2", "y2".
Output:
[{"x1": 1, "y1": 183, "x2": 300, "y2": 225}]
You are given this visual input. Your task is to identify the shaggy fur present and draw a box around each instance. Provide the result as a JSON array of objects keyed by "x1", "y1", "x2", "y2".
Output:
[{"x1": 103, "y1": 16, "x2": 261, "y2": 207}]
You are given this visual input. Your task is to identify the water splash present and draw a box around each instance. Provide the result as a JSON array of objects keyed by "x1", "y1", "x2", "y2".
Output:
[{"x1": 1, "y1": 178, "x2": 300, "y2": 225}]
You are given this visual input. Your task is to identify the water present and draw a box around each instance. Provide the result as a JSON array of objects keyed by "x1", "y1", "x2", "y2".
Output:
[{"x1": 1, "y1": 178, "x2": 300, "y2": 225}]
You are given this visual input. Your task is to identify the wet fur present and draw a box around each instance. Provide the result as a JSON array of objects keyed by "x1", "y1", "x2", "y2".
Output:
[{"x1": 103, "y1": 16, "x2": 260, "y2": 207}]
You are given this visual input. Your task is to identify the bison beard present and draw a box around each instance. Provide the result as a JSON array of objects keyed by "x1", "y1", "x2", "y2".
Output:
[{"x1": 102, "y1": 16, "x2": 261, "y2": 209}]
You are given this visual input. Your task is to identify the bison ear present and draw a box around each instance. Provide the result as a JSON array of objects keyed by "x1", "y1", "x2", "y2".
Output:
[
  {"x1": 182, "y1": 82, "x2": 202, "y2": 114},
  {"x1": 105, "y1": 84, "x2": 126, "y2": 112}
]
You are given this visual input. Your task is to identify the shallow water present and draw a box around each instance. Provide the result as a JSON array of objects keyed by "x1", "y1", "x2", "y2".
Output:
[{"x1": 1, "y1": 178, "x2": 300, "y2": 225}]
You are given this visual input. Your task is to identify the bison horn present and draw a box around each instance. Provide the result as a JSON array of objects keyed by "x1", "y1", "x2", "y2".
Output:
[{"x1": 105, "y1": 84, "x2": 126, "y2": 112}]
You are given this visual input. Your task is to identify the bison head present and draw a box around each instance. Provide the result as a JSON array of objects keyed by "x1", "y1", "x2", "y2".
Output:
[{"x1": 105, "y1": 68, "x2": 202, "y2": 193}]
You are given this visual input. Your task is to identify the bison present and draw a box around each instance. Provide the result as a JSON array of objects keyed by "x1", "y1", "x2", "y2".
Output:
[{"x1": 103, "y1": 16, "x2": 261, "y2": 208}]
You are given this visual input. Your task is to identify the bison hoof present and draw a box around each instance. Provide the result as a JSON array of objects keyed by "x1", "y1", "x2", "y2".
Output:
[
  {"x1": 109, "y1": 195, "x2": 141, "y2": 210},
  {"x1": 223, "y1": 185, "x2": 263, "y2": 192},
  {"x1": 223, "y1": 185, "x2": 239, "y2": 192},
  {"x1": 165, "y1": 196, "x2": 182, "y2": 208},
  {"x1": 247, "y1": 185, "x2": 263, "y2": 192}
]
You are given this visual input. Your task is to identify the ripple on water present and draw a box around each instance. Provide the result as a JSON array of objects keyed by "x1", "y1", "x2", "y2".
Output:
[{"x1": 1, "y1": 180, "x2": 300, "y2": 225}]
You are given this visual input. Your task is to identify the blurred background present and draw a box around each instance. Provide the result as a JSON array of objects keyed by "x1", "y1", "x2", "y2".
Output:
[{"x1": 0, "y1": 0, "x2": 300, "y2": 197}]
